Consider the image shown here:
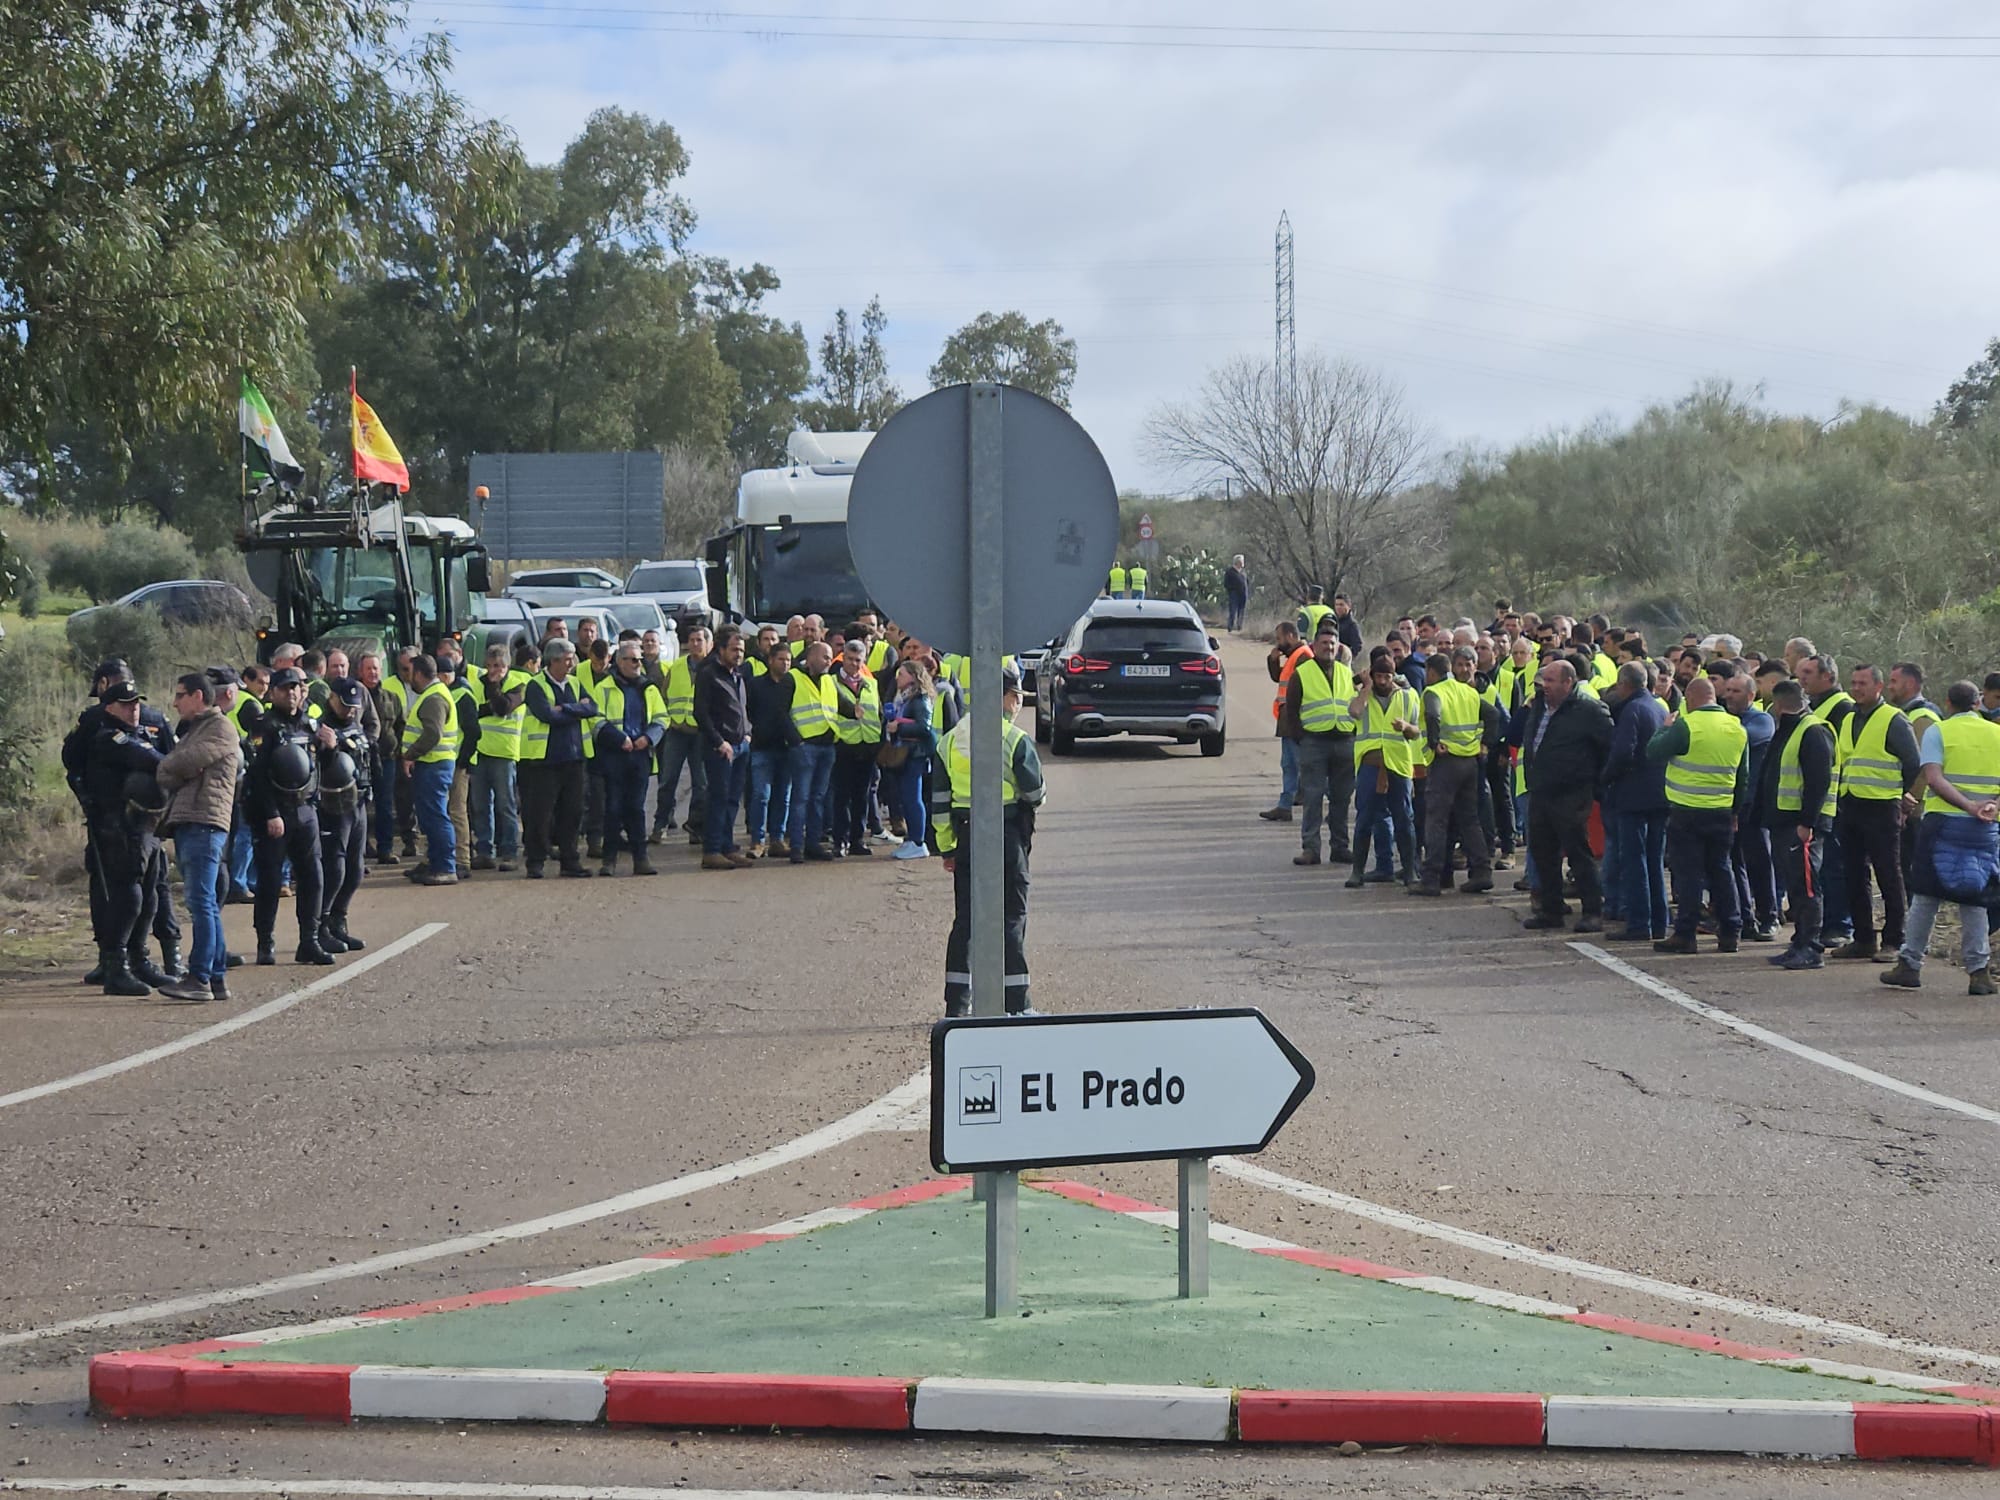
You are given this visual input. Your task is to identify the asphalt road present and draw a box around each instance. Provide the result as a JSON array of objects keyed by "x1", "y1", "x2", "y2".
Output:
[{"x1": 6, "y1": 630, "x2": 2000, "y2": 1496}]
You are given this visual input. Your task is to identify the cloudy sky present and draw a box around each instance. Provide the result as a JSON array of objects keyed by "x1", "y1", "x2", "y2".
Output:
[{"x1": 421, "y1": 1, "x2": 1998, "y2": 490}]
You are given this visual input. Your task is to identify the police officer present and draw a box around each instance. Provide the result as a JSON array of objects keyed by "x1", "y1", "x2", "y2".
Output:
[
  {"x1": 316, "y1": 677, "x2": 373, "y2": 956},
  {"x1": 930, "y1": 665, "x2": 1045, "y2": 1018},
  {"x1": 81, "y1": 681, "x2": 170, "y2": 996},
  {"x1": 64, "y1": 658, "x2": 181, "y2": 986},
  {"x1": 247, "y1": 666, "x2": 334, "y2": 966}
]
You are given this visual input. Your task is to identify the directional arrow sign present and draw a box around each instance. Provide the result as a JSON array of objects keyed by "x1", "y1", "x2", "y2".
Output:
[{"x1": 930, "y1": 1009, "x2": 1315, "y2": 1173}]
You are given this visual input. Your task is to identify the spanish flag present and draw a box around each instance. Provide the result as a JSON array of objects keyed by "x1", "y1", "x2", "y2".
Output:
[{"x1": 350, "y1": 369, "x2": 410, "y2": 492}]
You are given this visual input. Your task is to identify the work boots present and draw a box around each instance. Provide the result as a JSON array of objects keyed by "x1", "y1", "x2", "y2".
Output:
[
  {"x1": 327, "y1": 917, "x2": 365, "y2": 952},
  {"x1": 295, "y1": 933, "x2": 337, "y2": 966},
  {"x1": 100, "y1": 949, "x2": 150, "y2": 997},
  {"x1": 1878, "y1": 959, "x2": 1922, "y2": 989},
  {"x1": 129, "y1": 950, "x2": 172, "y2": 988},
  {"x1": 255, "y1": 935, "x2": 277, "y2": 966},
  {"x1": 1970, "y1": 967, "x2": 1997, "y2": 997},
  {"x1": 161, "y1": 942, "x2": 184, "y2": 980}
]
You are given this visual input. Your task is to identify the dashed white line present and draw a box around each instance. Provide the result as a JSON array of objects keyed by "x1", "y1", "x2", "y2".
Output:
[
  {"x1": 1215, "y1": 1154, "x2": 2000, "y2": 1374},
  {"x1": 0, "y1": 1071, "x2": 927, "y2": 1348},
  {"x1": 0, "y1": 923, "x2": 452, "y2": 1111},
  {"x1": 1571, "y1": 940, "x2": 2000, "y2": 1128}
]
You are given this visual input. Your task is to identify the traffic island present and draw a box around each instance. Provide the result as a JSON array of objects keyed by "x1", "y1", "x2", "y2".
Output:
[{"x1": 92, "y1": 1178, "x2": 1999, "y2": 1463}]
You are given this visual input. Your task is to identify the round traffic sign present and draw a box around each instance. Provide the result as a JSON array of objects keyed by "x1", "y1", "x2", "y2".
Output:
[
  {"x1": 1138, "y1": 513, "x2": 1154, "y2": 542},
  {"x1": 846, "y1": 384, "x2": 1118, "y2": 655}
]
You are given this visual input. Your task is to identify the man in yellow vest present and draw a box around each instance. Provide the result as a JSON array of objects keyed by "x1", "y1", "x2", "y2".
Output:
[
  {"x1": 1296, "y1": 585, "x2": 1334, "y2": 643},
  {"x1": 397, "y1": 653, "x2": 462, "y2": 886},
  {"x1": 467, "y1": 643, "x2": 526, "y2": 871},
  {"x1": 1798, "y1": 651, "x2": 1856, "y2": 945},
  {"x1": 1829, "y1": 663, "x2": 1922, "y2": 962},
  {"x1": 519, "y1": 638, "x2": 602, "y2": 879},
  {"x1": 1282, "y1": 626, "x2": 1356, "y2": 866},
  {"x1": 1128, "y1": 562, "x2": 1148, "y2": 599},
  {"x1": 1413, "y1": 644, "x2": 1496, "y2": 896},
  {"x1": 1881, "y1": 679, "x2": 2000, "y2": 994},
  {"x1": 930, "y1": 665, "x2": 1045, "y2": 1017},
  {"x1": 1758, "y1": 678, "x2": 1836, "y2": 970},
  {"x1": 1647, "y1": 674, "x2": 1750, "y2": 954},
  {"x1": 1888, "y1": 660, "x2": 1943, "y2": 884},
  {"x1": 785, "y1": 640, "x2": 839, "y2": 862},
  {"x1": 652, "y1": 626, "x2": 710, "y2": 846},
  {"x1": 592, "y1": 639, "x2": 669, "y2": 876},
  {"x1": 830, "y1": 637, "x2": 884, "y2": 856},
  {"x1": 1346, "y1": 646, "x2": 1422, "y2": 886},
  {"x1": 1107, "y1": 563, "x2": 1127, "y2": 599},
  {"x1": 388, "y1": 647, "x2": 418, "y2": 859}
]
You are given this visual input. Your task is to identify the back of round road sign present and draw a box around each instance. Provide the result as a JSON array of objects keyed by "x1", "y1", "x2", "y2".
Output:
[{"x1": 845, "y1": 384, "x2": 1119, "y2": 656}]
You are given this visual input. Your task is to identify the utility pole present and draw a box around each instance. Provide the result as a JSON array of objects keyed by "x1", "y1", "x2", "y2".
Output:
[{"x1": 1275, "y1": 212, "x2": 1297, "y2": 410}]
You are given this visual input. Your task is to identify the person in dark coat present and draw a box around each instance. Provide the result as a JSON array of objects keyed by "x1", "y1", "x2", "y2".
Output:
[
  {"x1": 80, "y1": 681, "x2": 169, "y2": 995},
  {"x1": 1519, "y1": 660, "x2": 1614, "y2": 933},
  {"x1": 1601, "y1": 661, "x2": 1670, "y2": 941}
]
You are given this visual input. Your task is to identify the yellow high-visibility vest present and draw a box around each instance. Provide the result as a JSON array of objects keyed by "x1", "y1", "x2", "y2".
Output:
[
  {"x1": 399, "y1": 681, "x2": 460, "y2": 764},
  {"x1": 1353, "y1": 687, "x2": 1418, "y2": 777},
  {"x1": 789, "y1": 669, "x2": 836, "y2": 740},
  {"x1": 1665, "y1": 707, "x2": 1745, "y2": 810},
  {"x1": 1924, "y1": 713, "x2": 2000, "y2": 818},
  {"x1": 1424, "y1": 677, "x2": 1484, "y2": 758},
  {"x1": 1293, "y1": 658, "x2": 1356, "y2": 735},
  {"x1": 1836, "y1": 703, "x2": 1906, "y2": 800}
]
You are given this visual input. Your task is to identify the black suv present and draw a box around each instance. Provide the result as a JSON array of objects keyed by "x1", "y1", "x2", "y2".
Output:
[{"x1": 1035, "y1": 601, "x2": 1226, "y2": 757}]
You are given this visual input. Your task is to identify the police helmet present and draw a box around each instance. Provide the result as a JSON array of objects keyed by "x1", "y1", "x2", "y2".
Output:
[
  {"x1": 268, "y1": 740, "x2": 316, "y2": 793},
  {"x1": 320, "y1": 748, "x2": 358, "y2": 793},
  {"x1": 122, "y1": 772, "x2": 167, "y2": 814}
]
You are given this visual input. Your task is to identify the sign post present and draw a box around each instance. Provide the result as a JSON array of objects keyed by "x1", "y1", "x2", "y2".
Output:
[
  {"x1": 932, "y1": 1009, "x2": 1314, "y2": 1299},
  {"x1": 846, "y1": 383, "x2": 1120, "y2": 1318}
]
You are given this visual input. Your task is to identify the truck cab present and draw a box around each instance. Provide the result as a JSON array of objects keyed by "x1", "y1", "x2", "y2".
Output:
[{"x1": 705, "y1": 430, "x2": 874, "y2": 631}]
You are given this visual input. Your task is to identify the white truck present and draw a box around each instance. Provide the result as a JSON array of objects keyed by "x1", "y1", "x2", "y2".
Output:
[{"x1": 703, "y1": 430, "x2": 875, "y2": 631}]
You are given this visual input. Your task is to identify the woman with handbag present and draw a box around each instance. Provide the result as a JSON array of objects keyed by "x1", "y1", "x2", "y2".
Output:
[{"x1": 883, "y1": 660, "x2": 937, "y2": 860}]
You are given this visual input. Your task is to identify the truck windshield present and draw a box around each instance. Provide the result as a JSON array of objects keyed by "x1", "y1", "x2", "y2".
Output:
[
  {"x1": 628, "y1": 563, "x2": 703, "y2": 593},
  {"x1": 306, "y1": 547, "x2": 400, "y2": 623},
  {"x1": 755, "y1": 524, "x2": 868, "y2": 621}
]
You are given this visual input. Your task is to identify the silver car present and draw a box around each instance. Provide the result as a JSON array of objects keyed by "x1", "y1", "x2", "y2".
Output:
[{"x1": 503, "y1": 566, "x2": 623, "y2": 609}]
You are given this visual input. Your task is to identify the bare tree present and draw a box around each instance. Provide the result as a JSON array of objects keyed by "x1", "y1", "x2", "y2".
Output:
[
  {"x1": 1144, "y1": 352, "x2": 1446, "y2": 617},
  {"x1": 659, "y1": 442, "x2": 738, "y2": 552}
]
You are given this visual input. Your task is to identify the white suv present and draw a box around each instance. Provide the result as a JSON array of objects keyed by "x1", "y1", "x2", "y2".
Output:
[
  {"x1": 501, "y1": 566, "x2": 623, "y2": 608},
  {"x1": 622, "y1": 558, "x2": 715, "y2": 634}
]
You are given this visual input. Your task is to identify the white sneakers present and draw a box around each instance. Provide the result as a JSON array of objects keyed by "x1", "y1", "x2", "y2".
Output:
[{"x1": 892, "y1": 841, "x2": 929, "y2": 859}]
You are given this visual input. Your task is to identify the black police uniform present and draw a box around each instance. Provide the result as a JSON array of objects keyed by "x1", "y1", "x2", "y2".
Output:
[
  {"x1": 246, "y1": 703, "x2": 327, "y2": 962},
  {"x1": 317, "y1": 700, "x2": 373, "y2": 952},
  {"x1": 80, "y1": 716, "x2": 168, "y2": 994},
  {"x1": 65, "y1": 694, "x2": 180, "y2": 980}
]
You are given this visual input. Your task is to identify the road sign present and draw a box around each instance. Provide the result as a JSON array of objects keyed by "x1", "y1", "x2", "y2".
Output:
[
  {"x1": 846, "y1": 384, "x2": 1118, "y2": 656},
  {"x1": 931, "y1": 1009, "x2": 1315, "y2": 1173},
  {"x1": 1138, "y1": 513, "x2": 1154, "y2": 542}
]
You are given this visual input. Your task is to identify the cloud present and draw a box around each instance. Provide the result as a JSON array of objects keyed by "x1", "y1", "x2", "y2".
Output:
[{"x1": 430, "y1": 1, "x2": 2000, "y2": 485}]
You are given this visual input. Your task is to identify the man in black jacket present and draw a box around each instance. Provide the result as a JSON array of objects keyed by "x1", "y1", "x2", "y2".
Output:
[
  {"x1": 81, "y1": 681, "x2": 169, "y2": 995},
  {"x1": 694, "y1": 626, "x2": 754, "y2": 870},
  {"x1": 1519, "y1": 660, "x2": 1614, "y2": 933},
  {"x1": 246, "y1": 667, "x2": 335, "y2": 966},
  {"x1": 1761, "y1": 679, "x2": 1837, "y2": 970}
]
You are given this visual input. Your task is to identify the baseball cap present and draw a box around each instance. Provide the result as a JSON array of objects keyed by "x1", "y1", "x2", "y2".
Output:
[
  {"x1": 101, "y1": 680, "x2": 144, "y2": 704},
  {"x1": 204, "y1": 664, "x2": 242, "y2": 688},
  {"x1": 93, "y1": 658, "x2": 133, "y2": 685},
  {"x1": 327, "y1": 676, "x2": 366, "y2": 709},
  {"x1": 268, "y1": 666, "x2": 307, "y2": 689}
]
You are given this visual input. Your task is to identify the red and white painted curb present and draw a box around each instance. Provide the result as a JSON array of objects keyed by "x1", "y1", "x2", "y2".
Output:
[{"x1": 90, "y1": 1176, "x2": 2000, "y2": 1463}]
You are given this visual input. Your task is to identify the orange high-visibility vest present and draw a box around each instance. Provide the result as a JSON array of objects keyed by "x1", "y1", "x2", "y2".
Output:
[{"x1": 1271, "y1": 645, "x2": 1311, "y2": 721}]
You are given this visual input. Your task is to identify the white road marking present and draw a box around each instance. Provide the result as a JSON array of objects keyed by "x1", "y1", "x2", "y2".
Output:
[
  {"x1": 3, "y1": 1483, "x2": 888, "y2": 1500},
  {"x1": 0, "y1": 1071, "x2": 928, "y2": 1349},
  {"x1": 0, "y1": 923, "x2": 451, "y2": 1111},
  {"x1": 1571, "y1": 940, "x2": 2000, "y2": 1128},
  {"x1": 1215, "y1": 1155, "x2": 2000, "y2": 1374}
]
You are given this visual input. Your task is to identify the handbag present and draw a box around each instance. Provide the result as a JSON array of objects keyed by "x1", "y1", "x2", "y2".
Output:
[{"x1": 876, "y1": 741, "x2": 910, "y2": 770}]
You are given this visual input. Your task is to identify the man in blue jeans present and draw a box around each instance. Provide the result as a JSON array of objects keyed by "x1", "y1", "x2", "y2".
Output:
[
  {"x1": 1601, "y1": 661, "x2": 1670, "y2": 941},
  {"x1": 592, "y1": 640, "x2": 668, "y2": 876},
  {"x1": 399, "y1": 654, "x2": 460, "y2": 885},
  {"x1": 786, "y1": 641, "x2": 838, "y2": 862},
  {"x1": 696, "y1": 627, "x2": 753, "y2": 870}
]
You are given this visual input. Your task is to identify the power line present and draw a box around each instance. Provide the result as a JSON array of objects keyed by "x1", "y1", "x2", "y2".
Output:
[{"x1": 416, "y1": 6, "x2": 2000, "y2": 59}]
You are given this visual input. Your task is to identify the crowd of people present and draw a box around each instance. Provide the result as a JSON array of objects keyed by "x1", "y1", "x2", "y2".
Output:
[
  {"x1": 61, "y1": 608, "x2": 1044, "y2": 1013},
  {"x1": 1267, "y1": 601, "x2": 2000, "y2": 993}
]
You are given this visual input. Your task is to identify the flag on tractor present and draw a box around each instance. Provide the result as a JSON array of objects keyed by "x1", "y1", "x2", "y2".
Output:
[
  {"x1": 238, "y1": 375, "x2": 303, "y2": 487},
  {"x1": 350, "y1": 370, "x2": 410, "y2": 492}
]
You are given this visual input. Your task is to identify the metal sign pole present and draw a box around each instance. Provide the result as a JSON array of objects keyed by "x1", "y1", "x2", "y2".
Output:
[
  {"x1": 1178, "y1": 1156, "x2": 1210, "y2": 1299},
  {"x1": 967, "y1": 382, "x2": 1016, "y2": 1316}
]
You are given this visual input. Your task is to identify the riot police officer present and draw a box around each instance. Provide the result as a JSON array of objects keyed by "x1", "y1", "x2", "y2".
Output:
[
  {"x1": 316, "y1": 677, "x2": 373, "y2": 956},
  {"x1": 64, "y1": 659, "x2": 181, "y2": 986},
  {"x1": 81, "y1": 681, "x2": 169, "y2": 996},
  {"x1": 247, "y1": 666, "x2": 334, "y2": 966}
]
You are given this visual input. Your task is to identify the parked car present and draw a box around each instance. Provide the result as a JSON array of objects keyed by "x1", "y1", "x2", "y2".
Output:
[
  {"x1": 502, "y1": 566, "x2": 623, "y2": 609},
  {"x1": 67, "y1": 579, "x2": 256, "y2": 637},
  {"x1": 621, "y1": 558, "x2": 715, "y2": 635},
  {"x1": 606, "y1": 597, "x2": 670, "y2": 641},
  {"x1": 1034, "y1": 599, "x2": 1226, "y2": 757},
  {"x1": 529, "y1": 605, "x2": 675, "y2": 661},
  {"x1": 474, "y1": 595, "x2": 538, "y2": 657}
]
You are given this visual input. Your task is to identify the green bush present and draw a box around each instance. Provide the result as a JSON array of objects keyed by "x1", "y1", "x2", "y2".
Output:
[
  {"x1": 0, "y1": 640, "x2": 35, "y2": 821},
  {"x1": 65, "y1": 606, "x2": 168, "y2": 681},
  {"x1": 47, "y1": 521, "x2": 201, "y2": 603}
]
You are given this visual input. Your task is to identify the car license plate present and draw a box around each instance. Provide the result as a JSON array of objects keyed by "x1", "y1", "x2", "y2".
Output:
[{"x1": 1123, "y1": 664, "x2": 1171, "y2": 677}]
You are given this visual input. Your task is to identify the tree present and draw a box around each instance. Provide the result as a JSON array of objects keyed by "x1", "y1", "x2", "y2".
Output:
[
  {"x1": 309, "y1": 108, "x2": 734, "y2": 510},
  {"x1": 692, "y1": 260, "x2": 812, "y2": 466},
  {"x1": 1144, "y1": 352, "x2": 1443, "y2": 616},
  {"x1": 659, "y1": 441, "x2": 738, "y2": 552},
  {"x1": 929, "y1": 311, "x2": 1077, "y2": 406},
  {"x1": 1937, "y1": 336, "x2": 2000, "y2": 430},
  {"x1": 800, "y1": 296, "x2": 901, "y2": 430},
  {"x1": 0, "y1": 0, "x2": 512, "y2": 493}
]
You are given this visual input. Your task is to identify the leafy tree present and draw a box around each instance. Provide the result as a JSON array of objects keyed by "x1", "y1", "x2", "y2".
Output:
[
  {"x1": 692, "y1": 260, "x2": 812, "y2": 466},
  {"x1": 1, "y1": 0, "x2": 512, "y2": 493},
  {"x1": 929, "y1": 311, "x2": 1078, "y2": 406},
  {"x1": 1937, "y1": 336, "x2": 2000, "y2": 430},
  {"x1": 309, "y1": 108, "x2": 735, "y2": 510},
  {"x1": 800, "y1": 296, "x2": 901, "y2": 430}
]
